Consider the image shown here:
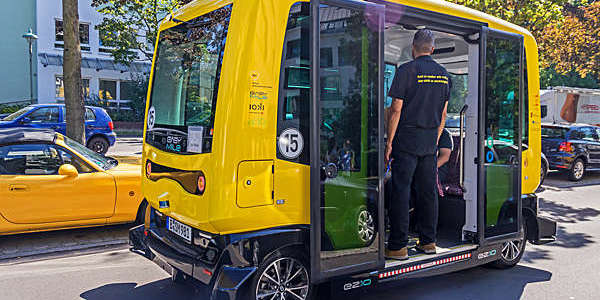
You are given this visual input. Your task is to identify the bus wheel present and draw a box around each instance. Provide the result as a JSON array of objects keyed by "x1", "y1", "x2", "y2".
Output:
[
  {"x1": 490, "y1": 223, "x2": 526, "y2": 269},
  {"x1": 251, "y1": 249, "x2": 312, "y2": 300},
  {"x1": 358, "y1": 208, "x2": 375, "y2": 245}
]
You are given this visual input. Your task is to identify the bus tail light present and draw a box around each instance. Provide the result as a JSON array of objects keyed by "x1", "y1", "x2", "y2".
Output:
[
  {"x1": 108, "y1": 121, "x2": 114, "y2": 131},
  {"x1": 558, "y1": 142, "x2": 573, "y2": 153},
  {"x1": 146, "y1": 162, "x2": 152, "y2": 177}
]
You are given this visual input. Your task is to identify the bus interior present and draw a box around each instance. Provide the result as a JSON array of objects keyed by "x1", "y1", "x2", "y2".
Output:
[{"x1": 381, "y1": 17, "x2": 480, "y2": 267}]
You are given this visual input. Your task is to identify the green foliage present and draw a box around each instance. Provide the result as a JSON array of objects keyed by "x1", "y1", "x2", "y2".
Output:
[
  {"x1": 0, "y1": 104, "x2": 28, "y2": 114},
  {"x1": 540, "y1": 67, "x2": 600, "y2": 89},
  {"x1": 92, "y1": 0, "x2": 194, "y2": 65}
]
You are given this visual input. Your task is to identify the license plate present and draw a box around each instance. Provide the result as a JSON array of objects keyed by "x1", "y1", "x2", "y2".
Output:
[{"x1": 167, "y1": 217, "x2": 192, "y2": 243}]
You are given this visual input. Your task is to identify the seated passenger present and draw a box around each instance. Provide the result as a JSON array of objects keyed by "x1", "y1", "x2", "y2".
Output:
[{"x1": 437, "y1": 128, "x2": 453, "y2": 185}]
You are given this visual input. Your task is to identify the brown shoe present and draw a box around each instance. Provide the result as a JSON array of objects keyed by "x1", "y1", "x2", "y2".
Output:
[
  {"x1": 385, "y1": 247, "x2": 409, "y2": 260},
  {"x1": 416, "y1": 243, "x2": 437, "y2": 254}
]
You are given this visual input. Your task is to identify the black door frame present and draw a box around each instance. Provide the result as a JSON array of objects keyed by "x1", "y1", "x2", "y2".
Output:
[
  {"x1": 478, "y1": 27, "x2": 525, "y2": 245},
  {"x1": 309, "y1": 0, "x2": 385, "y2": 283}
]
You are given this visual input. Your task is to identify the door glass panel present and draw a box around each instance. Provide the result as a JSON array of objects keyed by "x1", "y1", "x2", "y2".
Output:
[
  {"x1": 319, "y1": 2, "x2": 381, "y2": 272},
  {"x1": 484, "y1": 34, "x2": 521, "y2": 237}
]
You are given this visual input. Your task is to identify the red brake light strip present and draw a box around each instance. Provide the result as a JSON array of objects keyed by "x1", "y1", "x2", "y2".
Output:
[{"x1": 379, "y1": 253, "x2": 472, "y2": 279}]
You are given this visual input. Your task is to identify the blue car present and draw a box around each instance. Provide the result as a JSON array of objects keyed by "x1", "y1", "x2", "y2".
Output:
[
  {"x1": 542, "y1": 123, "x2": 600, "y2": 181},
  {"x1": 0, "y1": 104, "x2": 116, "y2": 154}
]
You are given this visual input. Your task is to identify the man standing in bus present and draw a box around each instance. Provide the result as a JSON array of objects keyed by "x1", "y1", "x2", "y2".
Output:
[{"x1": 385, "y1": 29, "x2": 450, "y2": 260}]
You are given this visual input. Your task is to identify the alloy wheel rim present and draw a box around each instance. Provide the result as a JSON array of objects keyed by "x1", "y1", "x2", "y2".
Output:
[
  {"x1": 93, "y1": 142, "x2": 106, "y2": 153},
  {"x1": 574, "y1": 161, "x2": 584, "y2": 179},
  {"x1": 358, "y1": 209, "x2": 375, "y2": 243},
  {"x1": 256, "y1": 257, "x2": 309, "y2": 300},
  {"x1": 501, "y1": 239, "x2": 522, "y2": 261}
]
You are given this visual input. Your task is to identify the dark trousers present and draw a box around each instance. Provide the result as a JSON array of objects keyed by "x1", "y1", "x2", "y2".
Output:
[{"x1": 388, "y1": 151, "x2": 438, "y2": 250}]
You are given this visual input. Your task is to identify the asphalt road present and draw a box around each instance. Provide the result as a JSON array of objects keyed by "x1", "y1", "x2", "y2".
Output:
[
  {"x1": 0, "y1": 174, "x2": 598, "y2": 300},
  {"x1": 106, "y1": 137, "x2": 142, "y2": 157}
]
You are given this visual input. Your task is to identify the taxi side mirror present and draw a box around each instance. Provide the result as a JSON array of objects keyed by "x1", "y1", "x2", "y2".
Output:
[{"x1": 58, "y1": 164, "x2": 79, "y2": 177}]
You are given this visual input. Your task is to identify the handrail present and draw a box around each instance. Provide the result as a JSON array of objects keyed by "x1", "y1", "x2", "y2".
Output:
[{"x1": 459, "y1": 104, "x2": 469, "y2": 192}]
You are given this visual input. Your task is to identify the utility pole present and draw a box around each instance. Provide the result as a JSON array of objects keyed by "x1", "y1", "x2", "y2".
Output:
[{"x1": 22, "y1": 28, "x2": 38, "y2": 103}]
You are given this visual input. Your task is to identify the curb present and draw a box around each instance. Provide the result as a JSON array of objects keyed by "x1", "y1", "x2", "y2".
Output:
[{"x1": 0, "y1": 238, "x2": 129, "y2": 261}]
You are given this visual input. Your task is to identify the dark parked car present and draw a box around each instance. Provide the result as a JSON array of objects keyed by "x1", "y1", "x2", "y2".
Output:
[
  {"x1": 541, "y1": 123, "x2": 600, "y2": 181},
  {"x1": 0, "y1": 104, "x2": 116, "y2": 154}
]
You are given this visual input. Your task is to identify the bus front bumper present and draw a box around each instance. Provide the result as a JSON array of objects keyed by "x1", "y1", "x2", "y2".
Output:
[{"x1": 128, "y1": 225, "x2": 257, "y2": 300}]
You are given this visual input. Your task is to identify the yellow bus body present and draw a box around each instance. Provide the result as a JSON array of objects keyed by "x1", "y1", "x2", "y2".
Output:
[{"x1": 142, "y1": 0, "x2": 541, "y2": 235}]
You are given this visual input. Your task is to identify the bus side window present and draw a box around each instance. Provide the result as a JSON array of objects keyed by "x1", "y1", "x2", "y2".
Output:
[{"x1": 276, "y1": 3, "x2": 311, "y2": 165}]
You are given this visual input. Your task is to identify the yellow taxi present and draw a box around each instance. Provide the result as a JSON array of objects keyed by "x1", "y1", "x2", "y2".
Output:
[{"x1": 0, "y1": 128, "x2": 145, "y2": 235}]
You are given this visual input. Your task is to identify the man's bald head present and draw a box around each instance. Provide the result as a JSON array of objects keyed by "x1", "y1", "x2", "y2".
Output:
[{"x1": 413, "y1": 29, "x2": 435, "y2": 56}]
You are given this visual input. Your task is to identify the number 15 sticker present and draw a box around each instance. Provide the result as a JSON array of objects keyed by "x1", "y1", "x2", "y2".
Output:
[{"x1": 278, "y1": 128, "x2": 304, "y2": 159}]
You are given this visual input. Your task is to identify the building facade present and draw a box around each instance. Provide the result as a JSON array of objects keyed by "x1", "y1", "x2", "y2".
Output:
[
  {"x1": 0, "y1": 0, "x2": 37, "y2": 105},
  {"x1": 0, "y1": 0, "x2": 150, "y2": 106}
]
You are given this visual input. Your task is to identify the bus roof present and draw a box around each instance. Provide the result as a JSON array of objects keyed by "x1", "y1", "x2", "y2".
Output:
[{"x1": 171, "y1": 0, "x2": 534, "y2": 40}]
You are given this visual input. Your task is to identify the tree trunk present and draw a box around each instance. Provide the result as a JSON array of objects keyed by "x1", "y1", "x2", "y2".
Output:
[{"x1": 62, "y1": 0, "x2": 85, "y2": 144}]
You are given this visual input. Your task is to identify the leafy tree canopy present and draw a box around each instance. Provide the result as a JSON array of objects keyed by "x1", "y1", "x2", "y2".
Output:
[
  {"x1": 92, "y1": 0, "x2": 193, "y2": 65},
  {"x1": 543, "y1": 2, "x2": 600, "y2": 81}
]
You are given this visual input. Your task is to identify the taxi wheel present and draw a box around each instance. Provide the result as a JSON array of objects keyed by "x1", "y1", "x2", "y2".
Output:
[
  {"x1": 250, "y1": 248, "x2": 313, "y2": 300},
  {"x1": 87, "y1": 136, "x2": 110, "y2": 155},
  {"x1": 489, "y1": 223, "x2": 527, "y2": 269}
]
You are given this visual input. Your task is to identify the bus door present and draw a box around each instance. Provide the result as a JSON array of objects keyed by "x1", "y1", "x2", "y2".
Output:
[
  {"x1": 309, "y1": 0, "x2": 385, "y2": 283},
  {"x1": 479, "y1": 27, "x2": 524, "y2": 245}
]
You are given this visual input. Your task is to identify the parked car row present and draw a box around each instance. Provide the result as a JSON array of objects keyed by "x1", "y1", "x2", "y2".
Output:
[
  {"x1": 541, "y1": 123, "x2": 600, "y2": 181},
  {"x1": 0, "y1": 104, "x2": 116, "y2": 154}
]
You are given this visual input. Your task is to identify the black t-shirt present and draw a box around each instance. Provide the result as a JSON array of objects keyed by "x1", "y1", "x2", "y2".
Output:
[
  {"x1": 388, "y1": 55, "x2": 451, "y2": 156},
  {"x1": 437, "y1": 129, "x2": 453, "y2": 181}
]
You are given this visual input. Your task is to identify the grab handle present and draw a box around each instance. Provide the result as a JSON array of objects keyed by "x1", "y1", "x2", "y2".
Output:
[{"x1": 459, "y1": 104, "x2": 469, "y2": 192}]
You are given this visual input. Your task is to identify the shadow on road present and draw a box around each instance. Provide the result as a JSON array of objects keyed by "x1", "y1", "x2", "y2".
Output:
[
  {"x1": 80, "y1": 280, "x2": 199, "y2": 300},
  {"x1": 81, "y1": 265, "x2": 551, "y2": 300},
  {"x1": 361, "y1": 265, "x2": 551, "y2": 300},
  {"x1": 539, "y1": 197, "x2": 600, "y2": 224}
]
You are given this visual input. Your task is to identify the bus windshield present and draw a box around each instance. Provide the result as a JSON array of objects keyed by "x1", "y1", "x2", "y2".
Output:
[{"x1": 145, "y1": 5, "x2": 232, "y2": 154}]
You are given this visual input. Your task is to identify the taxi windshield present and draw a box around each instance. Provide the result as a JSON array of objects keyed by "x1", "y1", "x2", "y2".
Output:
[
  {"x1": 64, "y1": 136, "x2": 117, "y2": 170},
  {"x1": 145, "y1": 5, "x2": 232, "y2": 155}
]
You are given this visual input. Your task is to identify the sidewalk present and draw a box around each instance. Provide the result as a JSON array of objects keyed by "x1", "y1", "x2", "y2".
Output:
[{"x1": 0, "y1": 224, "x2": 130, "y2": 261}]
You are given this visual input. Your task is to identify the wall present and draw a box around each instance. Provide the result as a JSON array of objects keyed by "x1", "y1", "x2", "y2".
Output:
[{"x1": 0, "y1": 0, "x2": 37, "y2": 105}]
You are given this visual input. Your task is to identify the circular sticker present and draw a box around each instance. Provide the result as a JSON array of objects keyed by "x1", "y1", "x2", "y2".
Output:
[
  {"x1": 147, "y1": 106, "x2": 156, "y2": 130},
  {"x1": 278, "y1": 128, "x2": 304, "y2": 159}
]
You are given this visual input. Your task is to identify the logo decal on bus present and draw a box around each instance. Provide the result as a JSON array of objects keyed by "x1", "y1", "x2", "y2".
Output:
[
  {"x1": 477, "y1": 249, "x2": 497, "y2": 260},
  {"x1": 343, "y1": 279, "x2": 372, "y2": 291}
]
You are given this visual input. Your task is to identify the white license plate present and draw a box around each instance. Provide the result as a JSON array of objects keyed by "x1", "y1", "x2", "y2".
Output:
[{"x1": 167, "y1": 217, "x2": 192, "y2": 243}]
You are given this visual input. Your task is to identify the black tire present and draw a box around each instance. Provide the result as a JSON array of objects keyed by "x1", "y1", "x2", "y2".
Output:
[
  {"x1": 489, "y1": 222, "x2": 526, "y2": 269},
  {"x1": 171, "y1": 267, "x2": 188, "y2": 284},
  {"x1": 135, "y1": 201, "x2": 148, "y2": 225},
  {"x1": 568, "y1": 158, "x2": 585, "y2": 181},
  {"x1": 87, "y1": 136, "x2": 110, "y2": 155},
  {"x1": 249, "y1": 248, "x2": 313, "y2": 300},
  {"x1": 539, "y1": 161, "x2": 547, "y2": 186}
]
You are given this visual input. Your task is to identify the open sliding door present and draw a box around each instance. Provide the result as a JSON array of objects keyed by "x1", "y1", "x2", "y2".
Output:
[
  {"x1": 479, "y1": 27, "x2": 524, "y2": 245},
  {"x1": 309, "y1": 0, "x2": 385, "y2": 283}
]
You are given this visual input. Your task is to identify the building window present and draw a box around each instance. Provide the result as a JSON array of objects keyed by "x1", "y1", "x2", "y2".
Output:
[
  {"x1": 55, "y1": 20, "x2": 91, "y2": 51},
  {"x1": 120, "y1": 81, "x2": 136, "y2": 101},
  {"x1": 99, "y1": 80, "x2": 117, "y2": 100},
  {"x1": 55, "y1": 76, "x2": 90, "y2": 100}
]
